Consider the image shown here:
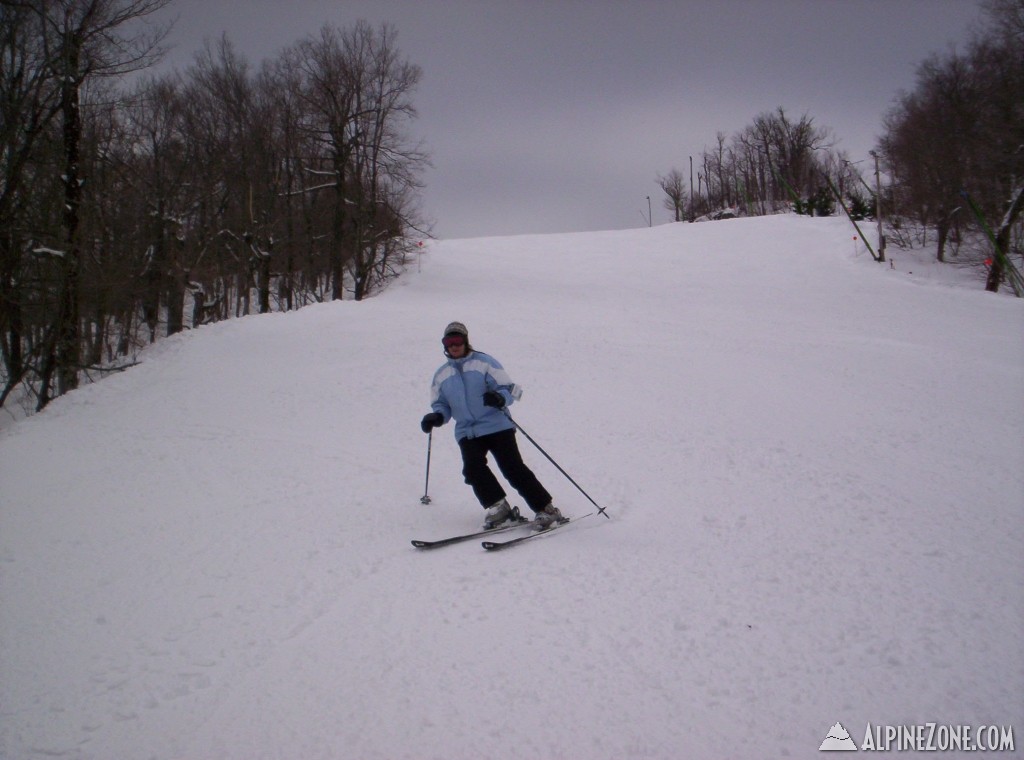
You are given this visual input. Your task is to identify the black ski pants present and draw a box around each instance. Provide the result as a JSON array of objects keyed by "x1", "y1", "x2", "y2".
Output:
[{"x1": 458, "y1": 428, "x2": 551, "y2": 513}]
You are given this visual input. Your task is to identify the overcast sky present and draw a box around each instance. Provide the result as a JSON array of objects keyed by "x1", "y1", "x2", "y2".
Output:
[{"x1": 147, "y1": 0, "x2": 986, "y2": 239}]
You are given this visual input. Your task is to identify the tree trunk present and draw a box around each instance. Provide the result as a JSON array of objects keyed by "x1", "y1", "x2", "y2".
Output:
[
  {"x1": 986, "y1": 184, "x2": 1024, "y2": 294},
  {"x1": 258, "y1": 243, "x2": 272, "y2": 314},
  {"x1": 330, "y1": 152, "x2": 347, "y2": 301},
  {"x1": 935, "y1": 216, "x2": 949, "y2": 263},
  {"x1": 56, "y1": 40, "x2": 83, "y2": 399},
  {"x1": 166, "y1": 273, "x2": 184, "y2": 335}
]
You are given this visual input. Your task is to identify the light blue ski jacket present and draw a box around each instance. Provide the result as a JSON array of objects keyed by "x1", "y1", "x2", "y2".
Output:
[{"x1": 429, "y1": 351, "x2": 523, "y2": 441}]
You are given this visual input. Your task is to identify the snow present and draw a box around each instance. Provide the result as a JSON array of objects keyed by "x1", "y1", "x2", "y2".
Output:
[{"x1": 2, "y1": 215, "x2": 1022, "y2": 759}]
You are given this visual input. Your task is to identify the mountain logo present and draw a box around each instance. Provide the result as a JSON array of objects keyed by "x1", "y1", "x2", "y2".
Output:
[{"x1": 820, "y1": 722, "x2": 858, "y2": 751}]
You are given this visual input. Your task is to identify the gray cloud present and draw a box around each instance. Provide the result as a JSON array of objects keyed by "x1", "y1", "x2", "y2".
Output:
[{"x1": 150, "y1": 0, "x2": 984, "y2": 238}]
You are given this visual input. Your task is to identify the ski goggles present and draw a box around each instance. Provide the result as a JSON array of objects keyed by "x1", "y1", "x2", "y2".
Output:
[{"x1": 442, "y1": 335, "x2": 466, "y2": 348}]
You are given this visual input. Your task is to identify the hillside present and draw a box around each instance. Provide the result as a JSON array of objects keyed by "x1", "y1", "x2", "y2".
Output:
[{"x1": 2, "y1": 216, "x2": 1022, "y2": 759}]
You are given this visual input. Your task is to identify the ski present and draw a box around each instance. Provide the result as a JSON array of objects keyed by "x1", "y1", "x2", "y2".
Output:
[
  {"x1": 481, "y1": 513, "x2": 591, "y2": 551},
  {"x1": 411, "y1": 518, "x2": 530, "y2": 550}
]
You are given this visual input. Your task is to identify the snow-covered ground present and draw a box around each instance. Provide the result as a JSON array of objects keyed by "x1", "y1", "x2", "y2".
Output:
[{"x1": 2, "y1": 216, "x2": 1022, "y2": 759}]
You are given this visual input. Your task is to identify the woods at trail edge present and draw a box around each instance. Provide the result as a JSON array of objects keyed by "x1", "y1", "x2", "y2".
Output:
[
  {"x1": 1, "y1": 2, "x2": 427, "y2": 412},
  {"x1": 657, "y1": 1, "x2": 1024, "y2": 295}
]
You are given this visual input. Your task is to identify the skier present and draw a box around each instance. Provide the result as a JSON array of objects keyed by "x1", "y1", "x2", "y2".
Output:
[{"x1": 420, "y1": 321, "x2": 565, "y2": 530}]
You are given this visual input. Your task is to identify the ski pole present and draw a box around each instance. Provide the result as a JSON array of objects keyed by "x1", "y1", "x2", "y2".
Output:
[
  {"x1": 504, "y1": 410, "x2": 610, "y2": 519},
  {"x1": 420, "y1": 430, "x2": 433, "y2": 504}
]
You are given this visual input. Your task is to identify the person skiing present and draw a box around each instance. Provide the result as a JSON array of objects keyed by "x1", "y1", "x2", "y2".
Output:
[{"x1": 420, "y1": 321, "x2": 565, "y2": 530}]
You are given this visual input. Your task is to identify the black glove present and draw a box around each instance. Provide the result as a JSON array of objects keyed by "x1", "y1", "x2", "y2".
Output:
[
  {"x1": 482, "y1": 390, "x2": 506, "y2": 409},
  {"x1": 420, "y1": 412, "x2": 443, "y2": 433}
]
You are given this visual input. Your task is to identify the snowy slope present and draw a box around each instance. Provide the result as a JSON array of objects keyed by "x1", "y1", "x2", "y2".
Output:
[{"x1": 2, "y1": 216, "x2": 1022, "y2": 759}]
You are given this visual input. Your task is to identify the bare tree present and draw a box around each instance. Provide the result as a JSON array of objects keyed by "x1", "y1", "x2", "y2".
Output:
[
  {"x1": 656, "y1": 169, "x2": 687, "y2": 222},
  {"x1": 669, "y1": 107, "x2": 836, "y2": 221},
  {"x1": 8, "y1": 0, "x2": 171, "y2": 409},
  {"x1": 347, "y1": 23, "x2": 427, "y2": 299},
  {"x1": 290, "y1": 21, "x2": 425, "y2": 301},
  {"x1": 1, "y1": 12, "x2": 431, "y2": 415},
  {"x1": 116, "y1": 73, "x2": 192, "y2": 339},
  {"x1": 879, "y1": 0, "x2": 1023, "y2": 289},
  {"x1": 0, "y1": 2, "x2": 63, "y2": 405},
  {"x1": 881, "y1": 53, "x2": 978, "y2": 263}
]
